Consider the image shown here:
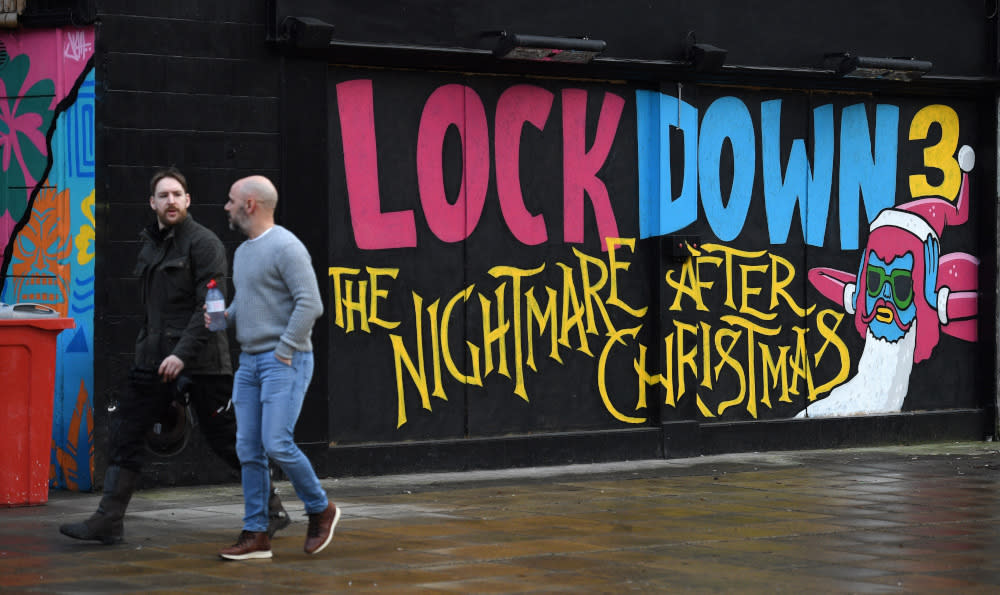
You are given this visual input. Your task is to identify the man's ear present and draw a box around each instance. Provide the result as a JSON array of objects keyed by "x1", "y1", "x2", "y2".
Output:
[{"x1": 149, "y1": 196, "x2": 156, "y2": 210}]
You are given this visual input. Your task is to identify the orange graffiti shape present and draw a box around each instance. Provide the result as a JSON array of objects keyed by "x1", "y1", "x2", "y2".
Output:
[
  {"x1": 52, "y1": 379, "x2": 93, "y2": 491},
  {"x1": 10, "y1": 184, "x2": 71, "y2": 315}
]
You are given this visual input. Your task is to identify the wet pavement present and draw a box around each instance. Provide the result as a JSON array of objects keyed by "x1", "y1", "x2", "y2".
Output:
[{"x1": 2, "y1": 441, "x2": 1000, "y2": 593}]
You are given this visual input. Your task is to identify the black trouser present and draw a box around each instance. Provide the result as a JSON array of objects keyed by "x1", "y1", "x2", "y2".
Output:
[{"x1": 109, "y1": 369, "x2": 239, "y2": 473}]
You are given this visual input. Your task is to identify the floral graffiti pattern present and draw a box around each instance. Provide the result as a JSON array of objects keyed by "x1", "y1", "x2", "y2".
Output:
[
  {"x1": 0, "y1": 54, "x2": 54, "y2": 219},
  {"x1": 0, "y1": 29, "x2": 96, "y2": 492}
]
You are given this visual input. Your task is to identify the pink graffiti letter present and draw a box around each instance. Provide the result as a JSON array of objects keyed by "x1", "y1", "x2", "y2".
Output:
[
  {"x1": 495, "y1": 85, "x2": 553, "y2": 245},
  {"x1": 562, "y1": 89, "x2": 623, "y2": 248},
  {"x1": 417, "y1": 84, "x2": 489, "y2": 243},
  {"x1": 337, "y1": 79, "x2": 417, "y2": 249}
]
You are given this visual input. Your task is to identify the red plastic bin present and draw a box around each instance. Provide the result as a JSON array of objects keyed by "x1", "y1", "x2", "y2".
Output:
[{"x1": 0, "y1": 317, "x2": 75, "y2": 506}]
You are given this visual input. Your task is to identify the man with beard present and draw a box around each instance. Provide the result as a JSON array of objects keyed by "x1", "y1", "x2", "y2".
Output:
[
  {"x1": 215, "y1": 175, "x2": 336, "y2": 561},
  {"x1": 59, "y1": 168, "x2": 290, "y2": 544}
]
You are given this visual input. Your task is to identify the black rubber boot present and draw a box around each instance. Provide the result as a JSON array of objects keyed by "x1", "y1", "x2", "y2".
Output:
[
  {"x1": 268, "y1": 487, "x2": 291, "y2": 538},
  {"x1": 59, "y1": 466, "x2": 140, "y2": 544}
]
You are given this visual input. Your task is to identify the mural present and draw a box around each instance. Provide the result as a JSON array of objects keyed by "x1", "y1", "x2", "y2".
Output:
[
  {"x1": 801, "y1": 143, "x2": 977, "y2": 417},
  {"x1": 325, "y1": 71, "x2": 981, "y2": 443},
  {"x1": 0, "y1": 29, "x2": 95, "y2": 490}
]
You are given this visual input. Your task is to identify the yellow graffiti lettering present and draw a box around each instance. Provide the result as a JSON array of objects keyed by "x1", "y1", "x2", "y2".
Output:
[
  {"x1": 526, "y1": 285, "x2": 562, "y2": 368},
  {"x1": 674, "y1": 320, "x2": 698, "y2": 402},
  {"x1": 367, "y1": 267, "x2": 401, "y2": 330},
  {"x1": 75, "y1": 190, "x2": 96, "y2": 266},
  {"x1": 426, "y1": 299, "x2": 446, "y2": 400},
  {"x1": 788, "y1": 326, "x2": 815, "y2": 399},
  {"x1": 700, "y1": 321, "x2": 713, "y2": 390},
  {"x1": 390, "y1": 292, "x2": 429, "y2": 428},
  {"x1": 633, "y1": 342, "x2": 654, "y2": 410},
  {"x1": 490, "y1": 264, "x2": 546, "y2": 400},
  {"x1": 344, "y1": 237, "x2": 861, "y2": 428},
  {"x1": 331, "y1": 266, "x2": 402, "y2": 333},
  {"x1": 713, "y1": 327, "x2": 746, "y2": 416},
  {"x1": 719, "y1": 315, "x2": 781, "y2": 418},
  {"x1": 573, "y1": 247, "x2": 616, "y2": 336},
  {"x1": 662, "y1": 333, "x2": 676, "y2": 406},
  {"x1": 557, "y1": 262, "x2": 593, "y2": 356},
  {"x1": 759, "y1": 344, "x2": 791, "y2": 406},
  {"x1": 343, "y1": 279, "x2": 370, "y2": 333},
  {"x1": 605, "y1": 237, "x2": 647, "y2": 318},
  {"x1": 811, "y1": 309, "x2": 851, "y2": 397},
  {"x1": 665, "y1": 256, "x2": 709, "y2": 311},
  {"x1": 769, "y1": 253, "x2": 813, "y2": 317},
  {"x1": 701, "y1": 243, "x2": 767, "y2": 311},
  {"x1": 480, "y1": 283, "x2": 512, "y2": 381},
  {"x1": 739, "y1": 262, "x2": 773, "y2": 321},
  {"x1": 328, "y1": 266, "x2": 361, "y2": 330},
  {"x1": 441, "y1": 285, "x2": 482, "y2": 386},
  {"x1": 598, "y1": 325, "x2": 646, "y2": 423},
  {"x1": 909, "y1": 104, "x2": 960, "y2": 200},
  {"x1": 696, "y1": 395, "x2": 715, "y2": 417}
]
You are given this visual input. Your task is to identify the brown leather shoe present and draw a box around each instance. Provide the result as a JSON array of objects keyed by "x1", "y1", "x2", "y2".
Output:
[
  {"x1": 220, "y1": 530, "x2": 272, "y2": 560},
  {"x1": 303, "y1": 502, "x2": 340, "y2": 555}
]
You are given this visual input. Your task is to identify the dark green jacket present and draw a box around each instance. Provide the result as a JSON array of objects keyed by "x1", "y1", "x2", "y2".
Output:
[{"x1": 133, "y1": 215, "x2": 232, "y2": 375}]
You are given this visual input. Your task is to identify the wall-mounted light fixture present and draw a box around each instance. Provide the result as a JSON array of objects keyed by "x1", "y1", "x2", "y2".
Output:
[
  {"x1": 830, "y1": 54, "x2": 932, "y2": 81},
  {"x1": 683, "y1": 32, "x2": 726, "y2": 72},
  {"x1": 493, "y1": 32, "x2": 606, "y2": 63},
  {"x1": 281, "y1": 16, "x2": 335, "y2": 49},
  {"x1": 687, "y1": 43, "x2": 727, "y2": 72}
]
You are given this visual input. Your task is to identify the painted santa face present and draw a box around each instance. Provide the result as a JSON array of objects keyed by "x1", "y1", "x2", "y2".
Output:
[{"x1": 863, "y1": 251, "x2": 916, "y2": 342}]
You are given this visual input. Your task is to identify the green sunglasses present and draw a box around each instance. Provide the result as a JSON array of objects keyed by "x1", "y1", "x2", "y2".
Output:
[{"x1": 866, "y1": 265, "x2": 914, "y2": 310}]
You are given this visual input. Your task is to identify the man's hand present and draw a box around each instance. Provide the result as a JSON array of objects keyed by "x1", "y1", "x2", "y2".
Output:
[
  {"x1": 275, "y1": 353, "x2": 292, "y2": 366},
  {"x1": 203, "y1": 304, "x2": 227, "y2": 328},
  {"x1": 159, "y1": 354, "x2": 185, "y2": 382}
]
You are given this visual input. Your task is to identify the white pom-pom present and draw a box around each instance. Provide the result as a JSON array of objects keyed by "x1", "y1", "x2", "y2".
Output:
[
  {"x1": 958, "y1": 145, "x2": 975, "y2": 172},
  {"x1": 843, "y1": 283, "x2": 856, "y2": 315}
]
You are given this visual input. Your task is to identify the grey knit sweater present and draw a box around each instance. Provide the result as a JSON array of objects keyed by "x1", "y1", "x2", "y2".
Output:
[{"x1": 227, "y1": 225, "x2": 323, "y2": 360}]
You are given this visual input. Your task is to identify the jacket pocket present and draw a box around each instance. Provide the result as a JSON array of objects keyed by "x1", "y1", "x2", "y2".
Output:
[{"x1": 161, "y1": 257, "x2": 192, "y2": 292}]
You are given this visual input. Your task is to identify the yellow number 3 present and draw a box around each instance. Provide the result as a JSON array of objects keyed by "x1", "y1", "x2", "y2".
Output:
[{"x1": 908, "y1": 105, "x2": 960, "y2": 200}]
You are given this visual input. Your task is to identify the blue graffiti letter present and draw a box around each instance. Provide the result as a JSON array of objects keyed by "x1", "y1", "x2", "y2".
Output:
[
  {"x1": 636, "y1": 89, "x2": 699, "y2": 239},
  {"x1": 699, "y1": 97, "x2": 755, "y2": 242},
  {"x1": 761, "y1": 101, "x2": 834, "y2": 246},
  {"x1": 839, "y1": 103, "x2": 898, "y2": 250}
]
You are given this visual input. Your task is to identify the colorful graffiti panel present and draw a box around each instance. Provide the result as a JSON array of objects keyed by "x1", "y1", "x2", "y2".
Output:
[
  {"x1": 0, "y1": 29, "x2": 95, "y2": 491},
  {"x1": 325, "y1": 69, "x2": 983, "y2": 444}
]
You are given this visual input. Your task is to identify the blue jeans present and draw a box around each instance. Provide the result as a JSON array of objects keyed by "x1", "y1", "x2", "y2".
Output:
[{"x1": 233, "y1": 350, "x2": 328, "y2": 532}]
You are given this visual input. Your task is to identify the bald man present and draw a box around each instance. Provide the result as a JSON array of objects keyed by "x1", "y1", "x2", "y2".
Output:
[{"x1": 214, "y1": 176, "x2": 338, "y2": 561}]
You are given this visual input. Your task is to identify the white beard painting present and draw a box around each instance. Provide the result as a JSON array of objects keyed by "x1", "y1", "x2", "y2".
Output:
[{"x1": 797, "y1": 322, "x2": 916, "y2": 418}]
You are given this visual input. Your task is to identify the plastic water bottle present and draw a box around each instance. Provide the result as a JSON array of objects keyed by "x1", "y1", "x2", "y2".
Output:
[{"x1": 206, "y1": 279, "x2": 227, "y2": 331}]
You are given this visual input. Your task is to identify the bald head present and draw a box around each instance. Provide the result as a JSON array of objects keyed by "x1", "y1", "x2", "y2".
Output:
[
  {"x1": 226, "y1": 175, "x2": 279, "y2": 239},
  {"x1": 232, "y1": 175, "x2": 278, "y2": 210}
]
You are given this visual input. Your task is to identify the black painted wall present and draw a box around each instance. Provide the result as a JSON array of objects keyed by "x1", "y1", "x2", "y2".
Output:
[
  {"x1": 93, "y1": 2, "x2": 296, "y2": 484},
  {"x1": 90, "y1": 1, "x2": 998, "y2": 484}
]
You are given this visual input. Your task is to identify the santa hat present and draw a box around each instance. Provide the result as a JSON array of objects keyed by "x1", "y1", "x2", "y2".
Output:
[{"x1": 868, "y1": 145, "x2": 973, "y2": 241}]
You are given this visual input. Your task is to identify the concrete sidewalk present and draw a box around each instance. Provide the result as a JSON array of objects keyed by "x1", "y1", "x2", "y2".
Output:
[{"x1": 3, "y1": 441, "x2": 1000, "y2": 593}]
